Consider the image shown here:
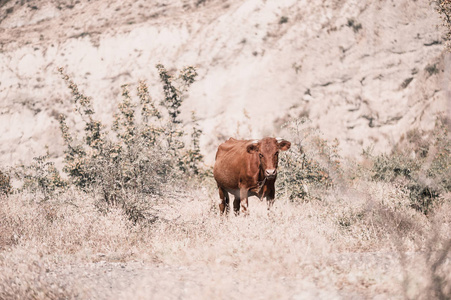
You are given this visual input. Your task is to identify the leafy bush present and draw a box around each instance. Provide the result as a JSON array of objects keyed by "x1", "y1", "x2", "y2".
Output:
[
  {"x1": 436, "y1": 0, "x2": 451, "y2": 51},
  {"x1": 57, "y1": 64, "x2": 202, "y2": 219},
  {"x1": 14, "y1": 150, "x2": 67, "y2": 200},
  {"x1": 0, "y1": 169, "x2": 11, "y2": 195},
  {"x1": 277, "y1": 118, "x2": 343, "y2": 201},
  {"x1": 179, "y1": 111, "x2": 204, "y2": 177},
  {"x1": 369, "y1": 153, "x2": 418, "y2": 182},
  {"x1": 363, "y1": 115, "x2": 450, "y2": 214}
]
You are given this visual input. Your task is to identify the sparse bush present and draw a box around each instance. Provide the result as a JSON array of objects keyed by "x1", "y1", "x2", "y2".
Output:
[
  {"x1": 278, "y1": 118, "x2": 343, "y2": 201},
  {"x1": 436, "y1": 0, "x2": 451, "y2": 51},
  {"x1": 292, "y1": 62, "x2": 302, "y2": 74},
  {"x1": 400, "y1": 77, "x2": 414, "y2": 89},
  {"x1": 279, "y1": 16, "x2": 289, "y2": 24},
  {"x1": 14, "y1": 150, "x2": 67, "y2": 200},
  {"x1": 57, "y1": 64, "x2": 202, "y2": 221},
  {"x1": 180, "y1": 111, "x2": 204, "y2": 177},
  {"x1": 0, "y1": 169, "x2": 11, "y2": 195},
  {"x1": 363, "y1": 115, "x2": 450, "y2": 214},
  {"x1": 196, "y1": 0, "x2": 208, "y2": 7},
  {"x1": 347, "y1": 18, "x2": 362, "y2": 33},
  {"x1": 425, "y1": 63, "x2": 439, "y2": 76},
  {"x1": 368, "y1": 152, "x2": 418, "y2": 182}
]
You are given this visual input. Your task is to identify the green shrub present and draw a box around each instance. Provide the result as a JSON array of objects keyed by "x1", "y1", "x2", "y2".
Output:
[
  {"x1": 57, "y1": 64, "x2": 202, "y2": 220},
  {"x1": 179, "y1": 111, "x2": 204, "y2": 177},
  {"x1": 0, "y1": 169, "x2": 11, "y2": 196},
  {"x1": 14, "y1": 150, "x2": 67, "y2": 200},
  {"x1": 277, "y1": 118, "x2": 343, "y2": 201},
  {"x1": 369, "y1": 153, "x2": 419, "y2": 182},
  {"x1": 364, "y1": 115, "x2": 450, "y2": 214}
]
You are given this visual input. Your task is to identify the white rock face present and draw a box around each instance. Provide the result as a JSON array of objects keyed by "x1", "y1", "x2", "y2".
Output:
[{"x1": 0, "y1": 0, "x2": 449, "y2": 166}]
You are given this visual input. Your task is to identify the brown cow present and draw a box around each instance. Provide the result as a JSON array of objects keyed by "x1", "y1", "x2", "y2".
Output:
[{"x1": 213, "y1": 137, "x2": 291, "y2": 215}]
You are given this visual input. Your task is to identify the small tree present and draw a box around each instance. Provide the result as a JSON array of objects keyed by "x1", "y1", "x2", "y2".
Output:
[
  {"x1": 156, "y1": 64, "x2": 198, "y2": 154},
  {"x1": 57, "y1": 64, "x2": 202, "y2": 213}
]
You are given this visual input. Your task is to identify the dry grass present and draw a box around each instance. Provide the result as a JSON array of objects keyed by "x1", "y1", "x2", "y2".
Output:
[{"x1": 0, "y1": 180, "x2": 450, "y2": 299}]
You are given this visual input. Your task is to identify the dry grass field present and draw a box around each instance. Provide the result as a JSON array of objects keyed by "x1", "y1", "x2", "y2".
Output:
[
  {"x1": 0, "y1": 1, "x2": 450, "y2": 299},
  {"x1": 1, "y1": 177, "x2": 450, "y2": 299}
]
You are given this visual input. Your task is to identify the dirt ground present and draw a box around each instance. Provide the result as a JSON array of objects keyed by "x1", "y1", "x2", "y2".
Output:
[{"x1": 48, "y1": 252, "x2": 419, "y2": 299}]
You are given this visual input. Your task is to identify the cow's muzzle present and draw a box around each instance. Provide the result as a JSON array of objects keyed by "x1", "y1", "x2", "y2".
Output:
[{"x1": 265, "y1": 169, "x2": 277, "y2": 179}]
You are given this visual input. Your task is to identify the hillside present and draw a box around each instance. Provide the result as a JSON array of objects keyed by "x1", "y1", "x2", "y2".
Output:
[
  {"x1": 0, "y1": 0, "x2": 449, "y2": 166},
  {"x1": 1, "y1": 2, "x2": 451, "y2": 298}
]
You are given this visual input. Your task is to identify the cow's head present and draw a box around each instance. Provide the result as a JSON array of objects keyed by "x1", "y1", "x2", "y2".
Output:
[{"x1": 247, "y1": 137, "x2": 291, "y2": 179}]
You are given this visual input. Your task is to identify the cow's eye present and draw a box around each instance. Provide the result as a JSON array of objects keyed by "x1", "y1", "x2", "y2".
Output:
[{"x1": 275, "y1": 152, "x2": 279, "y2": 157}]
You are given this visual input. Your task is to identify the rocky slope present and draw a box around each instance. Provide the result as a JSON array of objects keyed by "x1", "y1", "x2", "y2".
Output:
[{"x1": 0, "y1": 0, "x2": 449, "y2": 166}]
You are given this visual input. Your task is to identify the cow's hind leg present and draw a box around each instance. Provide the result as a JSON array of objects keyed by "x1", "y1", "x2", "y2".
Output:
[
  {"x1": 218, "y1": 187, "x2": 230, "y2": 215},
  {"x1": 233, "y1": 195, "x2": 240, "y2": 215},
  {"x1": 240, "y1": 188, "x2": 250, "y2": 215}
]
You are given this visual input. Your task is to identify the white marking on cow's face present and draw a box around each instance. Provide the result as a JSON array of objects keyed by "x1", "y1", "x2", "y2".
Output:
[{"x1": 265, "y1": 168, "x2": 276, "y2": 178}]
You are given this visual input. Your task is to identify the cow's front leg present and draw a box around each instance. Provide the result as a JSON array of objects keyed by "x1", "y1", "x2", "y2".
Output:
[
  {"x1": 240, "y1": 188, "x2": 249, "y2": 215},
  {"x1": 233, "y1": 196, "x2": 240, "y2": 215},
  {"x1": 267, "y1": 198, "x2": 275, "y2": 210},
  {"x1": 218, "y1": 187, "x2": 229, "y2": 215},
  {"x1": 266, "y1": 188, "x2": 276, "y2": 210}
]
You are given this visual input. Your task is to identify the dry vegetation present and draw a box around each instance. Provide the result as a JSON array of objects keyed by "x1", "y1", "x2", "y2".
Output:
[
  {"x1": 1, "y1": 79, "x2": 450, "y2": 298},
  {"x1": 0, "y1": 48, "x2": 450, "y2": 299},
  {"x1": 0, "y1": 179, "x2": 450, "y2": 299}
]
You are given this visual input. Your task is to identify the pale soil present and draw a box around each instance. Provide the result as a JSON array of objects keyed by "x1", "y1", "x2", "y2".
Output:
[{"x1": 43, "y1": 248, "x2": 423, "y2": 299}]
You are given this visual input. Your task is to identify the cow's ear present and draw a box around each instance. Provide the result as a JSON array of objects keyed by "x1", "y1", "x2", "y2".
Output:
[
  {"x1": 247, "y1": 142, "x2": 259, "y2": 153},
  {"x1": 277, "y1": 140, "x2": 291, "y2": 151}
]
